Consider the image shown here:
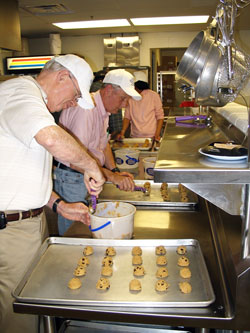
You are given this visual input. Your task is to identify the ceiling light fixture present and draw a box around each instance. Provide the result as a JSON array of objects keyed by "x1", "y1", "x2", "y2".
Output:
[
  {"x1": 130, "y1": 16, "x2": 209, "y2": 26},
  {"x1": 53, "y1": 19, "x2": 130, "y2": 29}
]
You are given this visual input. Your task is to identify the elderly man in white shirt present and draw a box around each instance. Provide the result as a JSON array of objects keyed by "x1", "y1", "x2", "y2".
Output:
[{"x1": 0, "y1": 54, "x2": 105, "y2": 333}]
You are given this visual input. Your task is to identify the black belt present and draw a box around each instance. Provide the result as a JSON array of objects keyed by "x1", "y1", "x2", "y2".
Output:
[
  {"x1": 53, "y1": 160, "x2": 80, "y2": 174},
  {"x1": 0, "y1": 207, "x2": 44, "y2": 229}
]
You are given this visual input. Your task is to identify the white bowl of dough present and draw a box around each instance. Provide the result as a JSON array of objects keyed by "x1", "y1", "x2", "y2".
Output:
[
  {"x1": 143, "y1": 156, "x2": 156, "y2": 179},
  {"x1": 114, "y1": 149, "x2": 140, "y2": 169},
  {"x1": 89, "y1": 201, "x2": 136, "y2": 239}
]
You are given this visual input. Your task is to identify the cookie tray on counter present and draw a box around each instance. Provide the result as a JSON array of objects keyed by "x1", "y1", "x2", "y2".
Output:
[
  {"x1": 110, "y1": 138, "x2": 152, "y2": 151},
  {"x1": 13, "y1": 238, "x2": 215, "y2": 308},
  {"x1": 98, "y1": 181, "x2": 198, "y2": 210}
]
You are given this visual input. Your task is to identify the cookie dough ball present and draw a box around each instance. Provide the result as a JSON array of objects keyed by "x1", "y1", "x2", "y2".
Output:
[
  {"x1": 96, "y1": 277, "x2": 110, "y2": 291},
  {"x1": 177, "y1": 245, "x2": 187, "y2": 255},
  {"x1": 83, "y1": 246, "x2": 94, "y2": 256},
  {"x1": 160, "y1": 189, "x2": 168, "y2": 195},
  {"x1": 179, "y1": 281, "x2": 192, "y2": 294},
  {"x1": 156, "y1": 256, "x2": 167, "y2": 266},
  {"x1": 180, "y1": 268, "x2": 191, "y2": 279},
  {"x1": 74, "y1": 266, "x2": 86, "y2": 277},
  {"x1": 105, "y1": 246, "x2": 116, "y2": 256},
  {"x1": 161, "y1": 183, "x2": 168, "y2": 190},
  {"x1": 162, "y1": 193, "x2": 171, "y2": 201},
  {"x1": 156, "y1": 267, "x2": 169, "y2": 278},
  {"x1": 132, "y1": 246, "x2": 142, "y2": 256},
  {"x1": 155, "y1": 279, "x2": 170, "y2": 292},
  {"x1": 78, "y1": 256, "x2": 90, "y2": 267},
  {"x1": 181, "y1": 196, "x2": 189, "y2": 202},
  {"x1": 155, "y1": 245, "x2": 166, "y2": 255},
  {"x1": 132, "y1": 255, "x2": 143, "y2": 265},
  {"x1": 133, "y1": 266, "x2": 146, "y2": 277},
  {"x1": 177, "y1": 256, "x2": 190, "y2": 267},
  {"x1": 68, "y1": 277, "x2": 82, "y2": 290},
  {"x1": 102, "y1": 256, "x2": 113, "y2": 267},
  {"x1": 101, "y1": 266, "x2": 113, "y2": 277},
  {"x1": 144, "y1": 182, "x2": 151, "y2": 189},
  {"x1": 129, "y1": 279, "x2": 142, "y2": 291}
]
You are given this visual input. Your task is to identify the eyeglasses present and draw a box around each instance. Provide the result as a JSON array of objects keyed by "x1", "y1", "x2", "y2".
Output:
[
  {"x1": 112, "y1": 86, "x2": 129, "y2": 103},
  {"x1": 69, "y1": 74, "x2": 82, "y2": 102}
]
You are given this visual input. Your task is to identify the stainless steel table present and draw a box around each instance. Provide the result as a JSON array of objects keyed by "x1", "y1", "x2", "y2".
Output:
[
  {"x1": 13, "y1": 198, "x2": 247, "y2": 331},
  {"x1": 13, "y1": 107, "x2": 250, "y2": 331}
]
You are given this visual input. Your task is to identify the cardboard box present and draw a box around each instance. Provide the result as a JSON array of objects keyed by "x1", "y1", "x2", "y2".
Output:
[{"x1": 161, "y1": 56, "x2": 177, "y2": 70}]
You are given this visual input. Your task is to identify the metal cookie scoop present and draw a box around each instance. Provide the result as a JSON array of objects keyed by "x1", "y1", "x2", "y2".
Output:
[
  {"x1": 134, "y1": 186, "x2": 150, "y2": 196},
  {"x1": 88, "y1": 195, "x2": 97, "y2": 214},
  {"x1": 116, "y1": 184, "x2": 150, "y2": 196}
]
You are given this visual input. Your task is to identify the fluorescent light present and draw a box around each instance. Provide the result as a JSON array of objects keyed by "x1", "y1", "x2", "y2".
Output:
[
  {"x1": 53, "y1": 19, "x2": 130, "y2": 29},
  {"x1": 130, "y1": 16, "x2": 209, "y2": 26}
]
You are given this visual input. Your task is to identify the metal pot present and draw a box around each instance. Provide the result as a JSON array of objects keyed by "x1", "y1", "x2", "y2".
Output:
[
  {"x1": 176, "y1": 30, "x2": 216, "y2": 87},
  {"x1": 177, "y1": 29, "x2": 250, "y2": 107},
  {"x1": 195, "y1": 46, "x2": 250, "y2": 106}
]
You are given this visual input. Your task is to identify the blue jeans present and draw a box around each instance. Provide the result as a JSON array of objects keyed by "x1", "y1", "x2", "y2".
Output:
[{"x1": 53, "y1": 167, "x2": 88, "y2": 236}]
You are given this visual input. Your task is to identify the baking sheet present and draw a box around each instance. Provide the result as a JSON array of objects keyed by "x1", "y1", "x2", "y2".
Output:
[
  {"x1": 13, "y1": 238, "x2": 215, "y2": 307},
  {"x1": 98, "y1": 181, "x2": 198, "y2": 210},
  {"x1": 110, "y1": 138, "x2": 152, "y2": 151}
]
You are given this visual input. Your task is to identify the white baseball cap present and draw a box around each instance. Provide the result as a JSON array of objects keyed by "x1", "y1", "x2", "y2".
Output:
[
  {"x1": 134, "y1": 70, "x2": 148, "y2": 83},
  {"x1": 54, "y1": 54, "x2": 94, "y2": 109},
  {"x1": 103, "y1": 69, "x2": 141, "y2": 100}
]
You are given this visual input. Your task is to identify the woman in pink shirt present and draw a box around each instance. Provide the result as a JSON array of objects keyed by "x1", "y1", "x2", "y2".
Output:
[{"x1": 118, "y1": 80, "x2": 164, "y2": 141}]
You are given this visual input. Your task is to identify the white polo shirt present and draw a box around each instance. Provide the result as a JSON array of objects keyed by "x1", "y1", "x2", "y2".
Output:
[{"x1": 0, "y1": 76, "x2": 57, "y2": 210}]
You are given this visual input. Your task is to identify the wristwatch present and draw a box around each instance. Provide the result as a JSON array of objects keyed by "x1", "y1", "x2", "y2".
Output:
[
  {"x1": 52, "y1": 198, "x2": 63, "y2": 213},
  {"x1": 111, "y1": 167, "x2": 120, "y2": 173}
]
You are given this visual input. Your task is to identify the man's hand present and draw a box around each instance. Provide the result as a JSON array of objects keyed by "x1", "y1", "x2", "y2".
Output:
[
  {"x1": 57, "y1": 201, "x2": 90, "y2": 225},
  {"x1": 112, "y1": 172, "x2": 135, "y2": 191},
  {"x1": 84, "y1": 168, "x2": 105, "y2": 196}
]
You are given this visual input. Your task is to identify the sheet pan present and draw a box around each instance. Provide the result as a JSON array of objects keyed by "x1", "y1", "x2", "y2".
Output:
[
  {"x1": 98, "y1": 181, "x2": 198, "y2": 210},
  {"x1": 13, "y1": 238, "x2": 215, "y2": 308},
  {"x1": 110, "y1": 138, "x2": 152, "y2": 151}
]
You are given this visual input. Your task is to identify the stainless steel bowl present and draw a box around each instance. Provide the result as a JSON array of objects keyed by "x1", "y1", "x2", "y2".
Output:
[{"x1": 176, "y1": 30, "x2": 216, "y2": 87}]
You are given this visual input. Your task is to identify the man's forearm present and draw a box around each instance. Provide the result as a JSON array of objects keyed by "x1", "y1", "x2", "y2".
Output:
[
  {"x1": 35, "y1": 125, "x2": 97, "y2": 172},
  {"x1": 155, "y1": 119, "x2": 164, "y2": 139},
  {"x1": 103, "y1": 143, "x2": 116, "y2": 170},
  {"x1": 120, "y1": 118, "x2": 130, "y2": 136}
]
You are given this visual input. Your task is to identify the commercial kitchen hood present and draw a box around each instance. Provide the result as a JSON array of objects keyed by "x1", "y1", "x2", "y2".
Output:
[{"x1": 104, "y1": 36, "x2": 140, "y2": 67}]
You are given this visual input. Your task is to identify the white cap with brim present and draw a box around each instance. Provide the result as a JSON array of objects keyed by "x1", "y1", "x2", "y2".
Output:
[
  {"x1": 134, "y1": 70, "x2": 148, "y2": 83},
  {"x1": 103, "y1": 69, "x2": 141, "y2": 100},
  {"x1": 54, "y1": 54, "x2": 94, "y2": 109}
]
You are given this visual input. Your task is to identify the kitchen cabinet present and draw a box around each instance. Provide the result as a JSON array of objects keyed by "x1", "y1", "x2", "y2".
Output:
[{"x1": 0, "y1": 0, "x2": 21, "y2": 51}]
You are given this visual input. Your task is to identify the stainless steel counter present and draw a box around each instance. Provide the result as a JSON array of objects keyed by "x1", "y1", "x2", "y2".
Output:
[
  {"x1": 154, "y1": 108, "x2": 250, "y2": 183},
  {"x1": 13, "y1": 198, "x2": 249, "y2": 330}
]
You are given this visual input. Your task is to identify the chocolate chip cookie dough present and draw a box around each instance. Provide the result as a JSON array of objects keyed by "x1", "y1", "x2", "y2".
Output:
[
  {"x1": 129, "y1": 279, "x2": 142, "y2": 291},
  {"x1": 96, "y1": 277, "x2": 110, "y2": 291},
  {"x1": 133, "y1": 266, "x2": 146, "y2": 277},
  {"x1": 156, "y1": 267, "x2": 169, "y2": 278},
  {"x1": 83, "y1": 246, "x2": 94, "y2": 256},
  {"x1": 74, "y1": 266, "x2": 86, "y2": 277},
  {"x1": 68, "y1": 277, "x2": 82, "y2": 290},
  {"x1": 156, "y1": 255, "x2": 167, "y2": 266},
  {"x1": 132, "y1": 255, "x2": 143, "y2": 265},
  {"x1": 155, "y1": 279, "x2": 170, "y2": 292},
  {"x1": 179, "y1": 281, "x2": 192, "y2": 294},
  {"x1": 177, "y1": 256, "x2": 190, "y2": 267}
]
